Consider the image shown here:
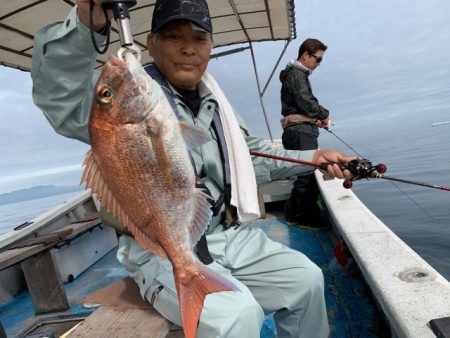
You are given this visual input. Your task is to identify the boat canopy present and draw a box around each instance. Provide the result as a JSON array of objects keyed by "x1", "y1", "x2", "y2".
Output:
[{"x1": 0, "y1": 0, "x2": 296, "y2": 71}]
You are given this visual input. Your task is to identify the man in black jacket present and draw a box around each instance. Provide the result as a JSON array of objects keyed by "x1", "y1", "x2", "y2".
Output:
[{"x1": 280, "y1": 38, "x2": 330, "y2": 228}]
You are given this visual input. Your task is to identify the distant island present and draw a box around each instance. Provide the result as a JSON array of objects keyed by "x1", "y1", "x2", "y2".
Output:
[{"x1": 0, "y1": 185, "x2": 83, "y2": 206}]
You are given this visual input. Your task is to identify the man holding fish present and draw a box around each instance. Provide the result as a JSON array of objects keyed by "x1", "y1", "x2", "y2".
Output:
[{"x1": 31, "y1": 0, "x2": 354, "y2": 337}]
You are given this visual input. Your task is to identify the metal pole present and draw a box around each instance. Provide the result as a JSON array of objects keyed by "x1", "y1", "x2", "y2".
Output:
[
  {"x1": 261, "y1": 40, "x2": 291, "y2": 97},
  {"x1": 249, "y1": 42, "x2": 274, "y2": 142}
]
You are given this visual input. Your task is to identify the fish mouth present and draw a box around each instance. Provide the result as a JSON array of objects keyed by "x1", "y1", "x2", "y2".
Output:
[
  {"x1": 109, "y1": 55, "x2": 125, "y2": 66},
  {"x1": 105, "y1": 55, "x2": 126, "y2": 68},
  {"x1": 105, "y1": 53, "x2": 137, "y2": 71},
  {"x1": 102, "y1": 55, "x2": 127, "y2": 75}
]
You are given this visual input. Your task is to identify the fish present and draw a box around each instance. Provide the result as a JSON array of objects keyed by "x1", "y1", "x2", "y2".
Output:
[{"x1": 81, "y1": 52, "x2": 239, "y2": 338}]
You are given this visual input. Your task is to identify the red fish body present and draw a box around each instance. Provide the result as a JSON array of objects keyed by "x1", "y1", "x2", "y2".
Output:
[{"x1": 82, "y1": 53, "x2": 238, "y2": 338}]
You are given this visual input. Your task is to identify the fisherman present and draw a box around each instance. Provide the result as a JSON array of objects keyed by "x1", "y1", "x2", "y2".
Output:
[
  {"x1": 31, "y1": 0, "x2": 354, "y2": 337},
  {"x1": 280, "y1": 38, "x2": 331, "y2": 229}
]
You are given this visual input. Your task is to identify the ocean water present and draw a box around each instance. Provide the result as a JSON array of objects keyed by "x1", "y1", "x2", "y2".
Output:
[
  {"x1": 1, "y1": 124, "x2": 448, "y2": 281},
  {"x1": 0, "y1": 191, "x2": 82, "y2": 235},
  {"x1": 1, "y1": 108, "x2": 449, "y2": 280}
]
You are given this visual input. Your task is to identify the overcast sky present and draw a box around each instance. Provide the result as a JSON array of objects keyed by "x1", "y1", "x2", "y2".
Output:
[{"x1": 1, "y1": 0, "x2": 450, "y2": 194}]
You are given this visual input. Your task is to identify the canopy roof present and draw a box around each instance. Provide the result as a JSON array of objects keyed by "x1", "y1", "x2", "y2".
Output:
[{"x1": 0, "y1": 0, "x2": 296, "y2": 71}]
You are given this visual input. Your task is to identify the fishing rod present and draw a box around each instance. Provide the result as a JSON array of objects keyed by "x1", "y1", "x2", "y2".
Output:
[
  {"x1": 321, "y1": 126, "x2": 450, "y2": 191},
  {"x1": 321, "y1": 126, "x2": 449, "y2": 221},
  {"x1": 251, "y1": 151, "x2": 382, "y2": 188},
  {"x1": 249, "y1": 151, "x2": 450, "y2": 192},
  {"x1": 372, "y1": 173, "x2": 450, "y2": 192}
]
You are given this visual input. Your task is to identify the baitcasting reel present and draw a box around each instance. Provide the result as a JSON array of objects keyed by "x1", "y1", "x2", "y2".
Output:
[{"x1": 329, "y1": 158, "x2": 387, "y2": 189}]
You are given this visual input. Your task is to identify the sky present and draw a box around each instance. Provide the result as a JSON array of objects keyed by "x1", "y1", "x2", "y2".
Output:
[{"x1": 1, "y1": 0, "x2": 450, "y2": 195}]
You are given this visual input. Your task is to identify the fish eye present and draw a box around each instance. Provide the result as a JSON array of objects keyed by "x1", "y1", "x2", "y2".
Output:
[{"x1": 99, "y1": 87, "x2": 113, "y2": 103}]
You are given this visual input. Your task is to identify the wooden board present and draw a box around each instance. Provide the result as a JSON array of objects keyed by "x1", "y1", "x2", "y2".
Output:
[
  {"x1": 70, "y1": 277, "x2": 185, "y2": 337},
  {"x1": 67, "y1": 306, "x2": 171, "y2": 338},
  {"x1": 21, "y1": 249, "x2": 69, "y2": 313},
  {"x1": 82, "y1": 277, "x2": 151, "y2": 311},
  {"x1": 0, "y1": 243, "x2": 47, "y2": 270},
  {"x1": 0, "y1": 217, "x2": 102, "y2": 314}
]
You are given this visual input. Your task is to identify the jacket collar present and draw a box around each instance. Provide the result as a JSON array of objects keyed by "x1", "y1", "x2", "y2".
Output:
[{"x1": 288, "y1": 60, "x2": 312, "y2": 75}]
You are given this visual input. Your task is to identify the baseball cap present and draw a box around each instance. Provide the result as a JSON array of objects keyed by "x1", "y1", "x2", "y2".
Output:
[{"x1": 151, "y1": 0, "x2": 213, "y2": 34}]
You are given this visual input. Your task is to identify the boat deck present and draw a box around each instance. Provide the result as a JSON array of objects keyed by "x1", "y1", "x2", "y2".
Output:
[{"x1": 1, "y1": 205, "x2": 388, "y2": 337}]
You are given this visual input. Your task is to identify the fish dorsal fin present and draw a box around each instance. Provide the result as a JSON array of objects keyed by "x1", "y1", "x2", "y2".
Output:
[
  {"x1": 189, "y1": 190, "x2": 213, "y2": 247},
  {"x1": 179, "y1": 122, "x2": 210, "y2": 150},
  {"x1": 81, "y1": 150, "x2": 167, "y2": 259}
]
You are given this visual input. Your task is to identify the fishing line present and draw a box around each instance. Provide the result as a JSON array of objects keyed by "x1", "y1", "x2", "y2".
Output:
[
  {"x1": 379, "y1": 180, "x2": 438, "y2": 222},
  {"x1": 325, "y1": 127, "x2": 364, "y2": 158},
  {"x1": 323, "y1": 127, "x2": 440, "y2": 222}
]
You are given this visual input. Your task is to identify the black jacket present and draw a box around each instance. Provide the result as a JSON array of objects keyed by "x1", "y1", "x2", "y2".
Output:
[{"x1": 280, "y1": 61, "x2": 329, "y2": 135}]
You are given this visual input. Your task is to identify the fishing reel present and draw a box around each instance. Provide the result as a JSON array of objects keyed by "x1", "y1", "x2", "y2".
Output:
[{"x1": 339, "y1": 158, "x2": 387, "y2": 189}]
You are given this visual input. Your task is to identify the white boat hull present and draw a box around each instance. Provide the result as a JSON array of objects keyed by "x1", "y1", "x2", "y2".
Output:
[{"x1": 315, "y1": 171, "x2": 450, "y2": 338}]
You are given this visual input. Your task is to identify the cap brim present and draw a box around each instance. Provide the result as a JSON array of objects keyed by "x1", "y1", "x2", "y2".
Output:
[{"x1": 152, "y1": 17, "x2": 212, "y2": 34}]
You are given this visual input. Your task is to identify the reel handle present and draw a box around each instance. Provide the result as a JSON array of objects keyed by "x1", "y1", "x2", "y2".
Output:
[{"x1": 319, "y1": 159, "x2": 388, "y2": 189}]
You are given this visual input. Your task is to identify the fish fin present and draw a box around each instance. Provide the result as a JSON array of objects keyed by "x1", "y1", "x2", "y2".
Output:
[
  {"x1": 179, "y1": 122, "x2": 210, "y2": 150},
  {"x1": 81, "y1": 151, "x2": 127, "y2": 225},
  {"x1": 81, "y1": 150, "x2": 168, "y2": 258},
  {"x1": 81, "y1": 150, "x2": 101, "y2": 192},
  {"x1": 189, "y1": 190, "x2": 213, "y2": 247},
  {"x1": 175, "y1": 262, "x2": 239, "y2": 338},
  {"x1": 126, "y1": 224, "x2": 168, "y2": 259}
]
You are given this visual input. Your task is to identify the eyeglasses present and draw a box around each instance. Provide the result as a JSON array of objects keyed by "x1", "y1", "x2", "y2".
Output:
[{"x1": 309, "y1": 54, "x2": 323, "y2": 63}]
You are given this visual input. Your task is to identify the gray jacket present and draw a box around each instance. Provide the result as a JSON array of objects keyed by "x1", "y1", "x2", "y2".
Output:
[{"x1": 31, "y1": 7, "x2": 315, "y2": 233}]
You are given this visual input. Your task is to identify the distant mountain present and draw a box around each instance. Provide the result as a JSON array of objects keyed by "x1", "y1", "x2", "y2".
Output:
[{"x1": 0, "y1": 185, "x2": 83, "y2": 206}]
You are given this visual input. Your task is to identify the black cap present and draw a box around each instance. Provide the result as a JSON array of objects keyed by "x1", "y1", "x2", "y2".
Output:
[{"x1": 151, "y1": 0, "x2": 213, "y2": 34}]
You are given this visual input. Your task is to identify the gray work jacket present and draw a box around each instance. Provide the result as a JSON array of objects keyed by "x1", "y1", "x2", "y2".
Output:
[{"x1": 31, "y1": 7, "x2": 315, "y2": 234}]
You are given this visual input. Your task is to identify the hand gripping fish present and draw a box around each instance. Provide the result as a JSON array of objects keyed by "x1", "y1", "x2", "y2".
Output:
[{"x1": 81, "y1": 52, "x2": 238, "y2": 338}]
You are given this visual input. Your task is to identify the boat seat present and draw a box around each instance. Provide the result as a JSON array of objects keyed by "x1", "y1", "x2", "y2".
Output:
[
  {"x1": 0, "y1": 217, "x2": 102, "y2": 314},
  {"x1": 66, "y1": 277, "x2": 184, "y2": 337}
]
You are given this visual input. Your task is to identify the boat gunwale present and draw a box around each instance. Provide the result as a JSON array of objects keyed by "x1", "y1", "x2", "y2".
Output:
[
  {"x1": 316, "y1": 171, "x2": 450, "y2": 338},
  {"x1": 0, "y1": 190, "x2": 94, "y2": 249}
]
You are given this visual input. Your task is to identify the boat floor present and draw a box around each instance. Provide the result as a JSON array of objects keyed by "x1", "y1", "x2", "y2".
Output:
[{"x1": 1, "y1": 204, "x2": 388, "y2": 337}]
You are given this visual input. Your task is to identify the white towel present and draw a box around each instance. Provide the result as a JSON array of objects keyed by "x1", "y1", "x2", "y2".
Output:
[{"x1": 201, "y1": 72, "x2": 260, "y2": 222}]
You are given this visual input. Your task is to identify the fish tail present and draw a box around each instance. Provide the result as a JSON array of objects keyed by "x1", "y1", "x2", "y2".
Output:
[{"x1": 174, "y1": 262, "x2": 239, "y2": 338}]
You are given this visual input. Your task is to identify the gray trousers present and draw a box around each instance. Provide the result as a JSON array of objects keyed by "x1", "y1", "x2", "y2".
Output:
[{"x1": 117, "y1": 223, "x2": 329, "y2": 338}]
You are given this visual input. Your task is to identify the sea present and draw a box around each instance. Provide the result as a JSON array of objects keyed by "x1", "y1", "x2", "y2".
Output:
[
  {"x1": 1, "y1": 90, "x2": 450, "y2": 283},
  {"x1": 1, "y1": 116, "x2": 449, "y2": 282},
  {"x1": 0, "y1": 191, "x2": 82, "y2": 235},
  {"x1": 319, "y1": 108, "x2": 450, "y2": 280}
]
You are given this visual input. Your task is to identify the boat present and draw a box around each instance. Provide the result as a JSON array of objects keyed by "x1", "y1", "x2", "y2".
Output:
[
  {"x1": 1, "y1": 178, "x2": 391, "y2": 338},
  {"x1": 1, "y1": 1, "x2": 450, "y2": 337}
]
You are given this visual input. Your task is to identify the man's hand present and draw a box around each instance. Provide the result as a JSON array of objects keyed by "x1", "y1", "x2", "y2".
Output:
[
  {"x1": 77, "y1": 0, "x2": 112, "y2": 32},
  {"x1": 312, "y1": 149, "x2": 356, "y2": 179},
  {"x1": 316, "y1": 118, "x2": 331, "y2": 129}
]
